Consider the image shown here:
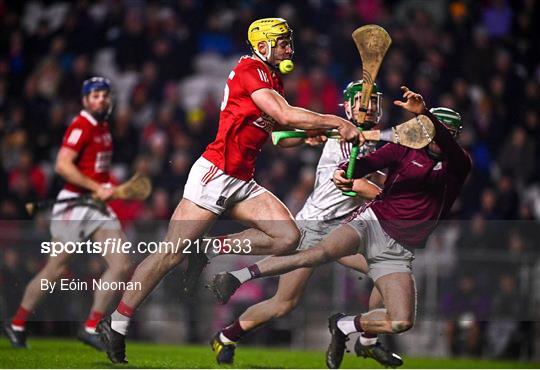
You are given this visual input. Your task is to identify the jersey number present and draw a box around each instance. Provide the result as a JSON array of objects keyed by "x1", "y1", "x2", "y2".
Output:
[{"x1": 220, "y1": 71, "x2": 235, "y2": 111}]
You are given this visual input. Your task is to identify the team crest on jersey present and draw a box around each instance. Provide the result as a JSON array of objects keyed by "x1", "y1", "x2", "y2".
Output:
[{"x1": 252, "y1": 113, "x2": 277, "y2": 133}]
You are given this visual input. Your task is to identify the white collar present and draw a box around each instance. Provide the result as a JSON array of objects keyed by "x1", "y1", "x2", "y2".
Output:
[{"x1": 80, "y1": 110, "x2": 98, "y2": 126}]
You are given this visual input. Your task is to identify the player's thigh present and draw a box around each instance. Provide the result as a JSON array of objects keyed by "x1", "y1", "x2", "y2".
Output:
[
  {"x1": 273, "y1": 267, "x2": 314, "y2": 304},
  {"x1": 337, "y1": 253, "x2": 369, "y2": 274},
  {"x1": 92, "y1": 227, "x2": 131, "y2": 269},
  {"x1": 295, "y1": 224, "x2": 362, "y2": 265},
  {"x1": 374, "y1": 272, "x2": 416, "y2": 323},
  {"x1": 167, "y1": 198, "x2": 219, "y2": 240},
  {"x1": 321, "y1": 224, "x2": 364, "y2": 260},
  {"x1": 229, "y1": 191, "x2": 298, "y2": 237},
  {"x1": 45, "y1": 238, "x2": 76, "y2": 270}
]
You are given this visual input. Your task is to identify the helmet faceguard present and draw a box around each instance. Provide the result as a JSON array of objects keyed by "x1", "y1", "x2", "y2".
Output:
[{"x1": 342, "y1": 80, "x2": 382, "y2": 128}]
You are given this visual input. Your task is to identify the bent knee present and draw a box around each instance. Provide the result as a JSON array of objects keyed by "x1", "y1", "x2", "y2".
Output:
[
  {"x1": 390, "y1": 319, "x2": 414, "y2": 333},
  {"x1": 45, "y1": 261, "x2": 69, "y2": 278},
  {"x1": 274, "y1": 226, "x2": 301, "y2": 254},
  {"x1": 155, "y1": 249, "x2": 185, "y2": 269},
  {"x1": 272, "y1": 299, "x2": 299, "y2": 318}
]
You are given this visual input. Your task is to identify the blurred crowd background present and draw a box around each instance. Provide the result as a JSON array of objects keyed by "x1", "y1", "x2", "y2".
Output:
[{"x1": 0, "y1": 0, "x2": 539, "y2": 362}]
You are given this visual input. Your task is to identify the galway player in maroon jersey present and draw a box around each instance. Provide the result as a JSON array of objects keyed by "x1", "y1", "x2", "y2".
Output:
[
  {"x1": 97, "y1": 18, "x2": 360, "y2": 364},
  {"x1": 208, "y1": 87, "x2": 472, "y2": 368},
  {"x1": 3, "y1": 78, "x2": 133, "y2": 351}
]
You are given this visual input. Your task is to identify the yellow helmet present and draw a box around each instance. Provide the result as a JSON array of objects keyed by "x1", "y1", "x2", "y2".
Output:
[{"x1": 247, "y1": 18, "x2": 293, "y2": 51}]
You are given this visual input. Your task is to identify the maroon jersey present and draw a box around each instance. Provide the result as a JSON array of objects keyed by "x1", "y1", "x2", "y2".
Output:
[
  {"x1": 202, "y1": 56, "x2": 284, "y2": 181},
  {"x1": 61, "y1": 110, "x2": 113, "y2": 193},
  {"x1": 341, "y1": 111, "x2": 472, "y2": 247}
]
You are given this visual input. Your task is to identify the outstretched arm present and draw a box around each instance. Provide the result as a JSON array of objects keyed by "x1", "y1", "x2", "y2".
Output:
[
  {"x1": 252, "y1": 88, "x2": 363, "y2": 144},
  {"x1": 394, "y1": 86, "x2": 471, "y2": 175}
]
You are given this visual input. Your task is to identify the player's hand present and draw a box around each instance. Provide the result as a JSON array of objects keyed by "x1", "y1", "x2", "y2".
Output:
[
  {"x1": 338, "y1": 119, "x2": 365, "y2": 145},
  {"x1": 333, "y1": 169, "x2": 354, "y2": 192},
  {"x1": 393, "y1": 86, "x2": 426, "y2": 115},
  {"x1": 304, "y1": 129, "x2": 327, "y2": 146},
  {"x1": 95, "y1": 185, "x2": 115, "y2": 201}
]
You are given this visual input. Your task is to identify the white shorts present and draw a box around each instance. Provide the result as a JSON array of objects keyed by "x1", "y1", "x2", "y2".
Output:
[
  {"x1": 346, "y1": 207, "x2": 414, "y2": 281},
  {"x1": 296, "y1": 217, "x2": 345, "y2": 250},
  {"x1": 50, "y1": 189, "x2": 121, "y2": 243},
  {"x1": 183, "y1": 157, "x2": 267, "y2": 215}
]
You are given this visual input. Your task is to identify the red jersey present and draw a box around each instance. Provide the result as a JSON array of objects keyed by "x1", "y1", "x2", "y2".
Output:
[
  {"x1": 61, "y1": 110, "x2": 113, "y2": 193},
  {"x1": 202, "y1": 56, "x2": 284, "y2": 180}
]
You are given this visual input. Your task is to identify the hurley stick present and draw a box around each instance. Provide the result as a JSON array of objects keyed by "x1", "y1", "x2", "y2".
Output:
[{"x1": 344, "y1": 24, "x2": 392, "y2": 196}]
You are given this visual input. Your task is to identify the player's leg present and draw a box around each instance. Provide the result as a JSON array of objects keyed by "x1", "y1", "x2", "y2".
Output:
[
  {"x1": 352, "y1": 276, "x2": 406, "y2": 367},
  {"x1": 76, "y1": 227, "x2": 133, "y2": 351},
  {"x1": 348, "y1": 272, "x2": 416, "y2": 334},
  {"x1": 183, "y1": 189, "x2": 302, "y2": 298},
  {"x1": 4, "y1": 241, "x2": 74, "y2": 348},
  {"x1": 98, "y1": 198, "x2": 218, "y2": 363},
  {"x1": 327, "y1": 272, "x2": 414, "y2": 368},
  {"x1": 88, "y1": 228, "x2": 133, "y2": 322},
  {"x1": 336, "y1": 254, "x2": 403, "y2": 367},
  {"x1": 224, "y1": 191, "x2": 301, "y2": 255},
  {"x1": 211, "y1": 268, "x2": 313, "y2": 364},
  {"x1": 207, "y1": 224, "x2": 360, "y2": 304}
]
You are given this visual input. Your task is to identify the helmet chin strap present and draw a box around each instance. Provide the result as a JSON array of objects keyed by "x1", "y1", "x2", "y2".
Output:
[{"x1": 253, "y1": 42, "x2": 280, "y2": 71}]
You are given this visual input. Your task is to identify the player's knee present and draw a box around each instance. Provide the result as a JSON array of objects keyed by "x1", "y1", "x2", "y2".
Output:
[
  {"x1": 45, "y1": 261, "x2": 68, "y2": 279},
  {"x1": 272, "y1": 298, "x2": 299, "y2": 318},
  {"x1": 390, "y1": 319, "x2": 414, "y2": 333},
  {"x1": 275, "y1": 225, "x2": 301, "y2": 254},
  {"x1": 156, "y1": 249, "x2": 185, "y2": 270}
]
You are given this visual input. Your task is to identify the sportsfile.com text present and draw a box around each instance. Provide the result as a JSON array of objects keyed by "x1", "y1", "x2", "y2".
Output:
[{"x1": 40, "y1": 238, "x2": 252, "y2": 257}]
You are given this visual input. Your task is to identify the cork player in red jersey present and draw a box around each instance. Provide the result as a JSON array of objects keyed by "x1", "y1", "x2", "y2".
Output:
[
  {"x1": 208, "y1": 87, "x2": 472, "y2": 368},
  {"x1": 3, "y1": 77, "x2": 133, "y2": 352},
  {"x1": 97, "y1": 18, "x2": 362, "y2": 364}
]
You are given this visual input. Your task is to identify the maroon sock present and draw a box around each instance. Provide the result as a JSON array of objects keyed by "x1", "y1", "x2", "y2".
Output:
[
  {"x1": 85, "y1": 310, "x2": 104, "y2": 331},
  {"x1": 117, "y1": 301, "x2": 134, "y2": 318},
  {"x1": 353, "y1": 315, "x2": 364, "y2": 332},
  {"x1": 11, "y1": 306, "x2": 30, "y2": 329},
  {"x1": 221, "y1": 319, "x2": 246, "y2": 342},
  {"x1": 247, "y1": 264, "x2": 261, "y2": 279},
  {"x1": 361, "y1": 331, "x2": 377, "y2": 338}
]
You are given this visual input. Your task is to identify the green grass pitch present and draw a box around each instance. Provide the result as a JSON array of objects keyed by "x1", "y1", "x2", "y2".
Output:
[{"x1": 1, "y1": 337, "x2": 539, "y2": 368}]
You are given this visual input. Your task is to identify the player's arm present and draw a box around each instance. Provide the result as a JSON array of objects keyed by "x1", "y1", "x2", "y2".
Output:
[
  {"x1": 351, "y1": 178, "x2": 381, "y2": 199},
  {"x1": 394, "y1": 86, "x2": 472, "y2": 175},
  {"x1": 55, "y1": 148, "x2": 113, "y2": 201},
  {"x1": 333, "y1": 144, "x2": 403, "y2": 191},
  {"x1": 252, "y1": 88, "x2": 361, "y2": 143}
]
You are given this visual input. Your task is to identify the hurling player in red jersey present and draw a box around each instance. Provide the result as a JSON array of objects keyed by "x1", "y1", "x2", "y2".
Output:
[
  {"x1": 97, "y1": 18, "x2": 362, "y2": 364},
  {"x1": 3, "y1": 78, "x2": 133, "y2": 351}
]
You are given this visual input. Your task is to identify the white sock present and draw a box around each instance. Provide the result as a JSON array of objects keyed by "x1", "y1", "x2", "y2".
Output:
[
  {"x1": 11, "y1": 324, "x2": 25, "y2": 332},
  {"x1": 219, "y1": 332, "x2": 235, "y2": 344},
  {"x1": 336, "y1": 316, "x2": 357, "y2": 335},
  {"x1": 110, "y1": 310, "x2": 130, "y2": 336},
  {"x1": 85, "y1": 326, "x2": 97, "y2": 334},
  {"x1": 359, "y1": 332, "x2": 378, "y2": 346},
  {"x1": 229, "y1": 268, "x2": 252, "y2": 284}
]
